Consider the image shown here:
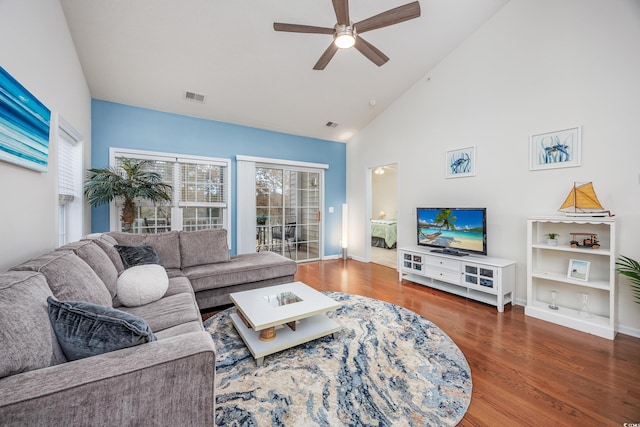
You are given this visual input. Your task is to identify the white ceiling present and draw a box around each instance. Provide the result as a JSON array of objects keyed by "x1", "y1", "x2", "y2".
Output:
[{"x1": 60, "y1": 0, "x2": 509, "y2": 143}]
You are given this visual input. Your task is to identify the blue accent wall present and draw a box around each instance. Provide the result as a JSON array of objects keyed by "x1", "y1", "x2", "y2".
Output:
[{"x1": 91, "y1": 100, "x2": 347, "y2": 257}]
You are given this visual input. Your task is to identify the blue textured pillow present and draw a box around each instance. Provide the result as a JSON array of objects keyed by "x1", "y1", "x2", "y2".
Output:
[
  {"x1": 47, "y1": 296, "x2": 157, "y2": 361},
  {"x1": 115, "y1": 244, "x2": 160, "y2": 269}
]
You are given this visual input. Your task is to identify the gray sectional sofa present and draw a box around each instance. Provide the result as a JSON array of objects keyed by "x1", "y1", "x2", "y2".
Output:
[
  {"x1": 0, "y1": 228, "x2": 297, "y2": 426},
  {"x1": 105, "y1": 229, "x2": 298, "y2": 310}
]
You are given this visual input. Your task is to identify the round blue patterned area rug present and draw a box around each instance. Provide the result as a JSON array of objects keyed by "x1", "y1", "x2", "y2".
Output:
[{"x1": 204, "y1": 292, "x2": 472, "y2": 426}]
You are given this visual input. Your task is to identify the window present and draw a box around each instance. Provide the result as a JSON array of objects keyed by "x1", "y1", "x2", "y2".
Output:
[
  {"x1": 110, "y1": 148, "x2": 231, "y2": 237},
  {"x1": 180, "y1": 161, "x2": 227, "y2": 231},
  {"x1": 57, "y1": 116, "x2": 83, "y2": 246}
]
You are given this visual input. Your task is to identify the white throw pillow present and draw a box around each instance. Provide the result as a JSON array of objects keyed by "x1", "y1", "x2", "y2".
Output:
[{"x1": 116, "y1": 264, "x2": 169, "y2": 307}]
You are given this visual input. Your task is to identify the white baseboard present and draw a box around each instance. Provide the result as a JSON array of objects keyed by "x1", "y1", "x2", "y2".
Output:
[
  {"x1": 515, "y1": 299, "x2": 639, "y2": 339},
  {"x1": 616, "y1": 324, "x2": 640, "y2": 339}
]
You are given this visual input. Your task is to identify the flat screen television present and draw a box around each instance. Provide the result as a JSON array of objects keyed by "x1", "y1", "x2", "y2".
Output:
[{"x1": 416, "y1": 207, "x2": 487, "y2": 256}]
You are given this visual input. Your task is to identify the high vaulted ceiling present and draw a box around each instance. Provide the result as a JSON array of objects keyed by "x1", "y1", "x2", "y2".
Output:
[{"x1": 60, "y1": 0, "x2": 509, "y2": 142}]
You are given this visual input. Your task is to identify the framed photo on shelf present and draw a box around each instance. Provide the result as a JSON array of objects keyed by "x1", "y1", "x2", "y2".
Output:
[
  {"x1": 445, "y1": 146, "x2": 476, "y2": 178},
  {"x1": 529, "y1": 126, "x2": 581, "y2": 171},
  {"x1": 567, "y1": 259, "x2": 590, "y2": 281}
]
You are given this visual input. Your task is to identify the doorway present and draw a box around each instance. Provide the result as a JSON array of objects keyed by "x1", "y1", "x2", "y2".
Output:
[
  {"x1": 370, "y1": 164, "x2": 398, "y2": 268},
  {"x1": 255, "y1": 166, "x2": 321, "y2": 262}
]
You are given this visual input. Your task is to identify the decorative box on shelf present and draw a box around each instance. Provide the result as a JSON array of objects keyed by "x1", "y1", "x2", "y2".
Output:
[{"x1": 525, "y1": 216, "x2": 617, "y2": 339}]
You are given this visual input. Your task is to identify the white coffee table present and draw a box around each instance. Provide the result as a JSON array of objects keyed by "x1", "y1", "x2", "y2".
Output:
[{"x1": 229, "y1": 282, "x2": 341, "y2": 366}]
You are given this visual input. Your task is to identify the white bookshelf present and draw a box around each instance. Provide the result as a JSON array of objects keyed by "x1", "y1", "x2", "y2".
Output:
[{"x1": 525, "y1": 216, "x2": 617, "y2": 339}]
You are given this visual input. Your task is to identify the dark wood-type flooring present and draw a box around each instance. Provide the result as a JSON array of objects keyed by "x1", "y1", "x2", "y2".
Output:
[{"x1": 291, "y1": 259, "x2": 640, "y2": 426}]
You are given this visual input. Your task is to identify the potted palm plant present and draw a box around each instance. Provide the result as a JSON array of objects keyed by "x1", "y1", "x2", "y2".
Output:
[
  {"x1": 616, "y1": 255, "x2": 640, "y2": 304},
  {"x1": 84, "y1": 158, "x2": 172, "y2": 233}
]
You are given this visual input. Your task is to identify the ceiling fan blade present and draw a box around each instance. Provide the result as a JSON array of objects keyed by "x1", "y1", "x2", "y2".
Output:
[
  {"x1": 273, "y1": 23, "x2": 335, "y2": 35},
  {"x1": 355, "y1": 1, "x2": 421, "y2": 34},
  {"x1": 354, "y1": 37, "x2": 389, "y2": 67},
  {"x1": 313, "y1": 43, "x2": 339, "y2": 70},
  {"x1": 332, "y1": 0, "x2": 350, "y2": 26}
]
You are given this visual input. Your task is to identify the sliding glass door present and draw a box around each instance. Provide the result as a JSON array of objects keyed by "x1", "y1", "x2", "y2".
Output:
[{"x1": 256, "y1": 166, "x2": 321, "y2": 262}]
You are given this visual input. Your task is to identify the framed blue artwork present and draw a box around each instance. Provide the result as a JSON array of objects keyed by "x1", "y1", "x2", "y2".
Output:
[
  {"x1": 529, "y1": 126, "x2": 581, "y2": 171},
  {"x1": 445, "y1": 146, "x2": 476, "y2": 178},
  {"x1": 0, "y1": 66, "x2": 51, "y2": 172}
]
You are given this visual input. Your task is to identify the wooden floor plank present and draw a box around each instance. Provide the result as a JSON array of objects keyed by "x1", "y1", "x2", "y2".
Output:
[{"x1": 294, "y1": 259, "x2": 640, "y2": 426}]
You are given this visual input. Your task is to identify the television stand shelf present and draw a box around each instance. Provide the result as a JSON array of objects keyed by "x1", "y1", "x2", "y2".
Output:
[{"x1": 398, "y1": 247, "x2": 516, "y2": 312}]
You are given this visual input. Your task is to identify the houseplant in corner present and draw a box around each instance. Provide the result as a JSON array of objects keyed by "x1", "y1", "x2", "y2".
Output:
[
  {"x1": 616, "y1": 255, "x2": 640, "y2": 304},
  {"x1": 84, "y1": 158, "x2": 172, "y2": 233}
]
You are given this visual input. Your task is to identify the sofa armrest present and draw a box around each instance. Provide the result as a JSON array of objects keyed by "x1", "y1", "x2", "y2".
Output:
[{"x1": 0, "y1": 331, "x2": 215, "y2": 426}]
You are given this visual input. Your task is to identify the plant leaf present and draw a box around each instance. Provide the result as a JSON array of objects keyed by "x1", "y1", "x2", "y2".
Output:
[{"x1": 616, "y1": 255, "x2": 640, "y2": 304}]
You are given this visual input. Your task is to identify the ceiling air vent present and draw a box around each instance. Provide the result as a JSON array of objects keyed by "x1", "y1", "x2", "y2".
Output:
[
  {"x1": 325, "y1": 121, "x2": 339, "y2": 128},
  {"x1": 184, "y1": 91, "x2": 207, "y2": 104}
]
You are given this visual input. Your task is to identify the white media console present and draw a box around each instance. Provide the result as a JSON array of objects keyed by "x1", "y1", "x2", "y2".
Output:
[{"x1": 398, "y1": 247, "x2": 516, "y2": 312}]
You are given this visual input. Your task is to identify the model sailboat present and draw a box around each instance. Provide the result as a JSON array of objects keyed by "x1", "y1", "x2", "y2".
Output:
[{"x1": 558, "y1": 182, "x2": 613, "y2": 217}]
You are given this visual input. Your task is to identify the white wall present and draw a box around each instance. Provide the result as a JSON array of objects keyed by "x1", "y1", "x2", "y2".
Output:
[
  {"x1": 348, "y1": 0, "x2": 640, "y2": 334},
  {"x1": 0, "y1": 0, "x2": 91, "y2": 271},
  {"x1": 372, "y1": 166, "x2": 397, "y2": 220}
]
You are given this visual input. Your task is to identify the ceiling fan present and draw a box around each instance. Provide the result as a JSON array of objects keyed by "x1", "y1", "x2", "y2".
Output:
[{"x1": 273, "y1": 0, "x2": 421, "y2": 70}]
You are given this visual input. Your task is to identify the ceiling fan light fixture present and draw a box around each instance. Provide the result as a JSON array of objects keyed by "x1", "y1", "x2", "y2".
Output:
[
  {"x1": 274, "y1": 1, "x2": 421, "y2": 69},
  {"x1": 334, "y1": 25, "x2": 356, "y2": 49}
]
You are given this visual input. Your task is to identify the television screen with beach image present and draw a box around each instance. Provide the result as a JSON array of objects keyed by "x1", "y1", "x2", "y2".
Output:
[{"x1": 417, "y1": 208, "x2": 486, "y2": 255}]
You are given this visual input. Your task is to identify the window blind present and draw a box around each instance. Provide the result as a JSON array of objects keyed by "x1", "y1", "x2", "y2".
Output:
[
  {"x1": 179, "y1": 162, "x2": 226, "y2": 206},
  {"x1": 58, "y1": 135, "x2": 78, "y2": 204}
]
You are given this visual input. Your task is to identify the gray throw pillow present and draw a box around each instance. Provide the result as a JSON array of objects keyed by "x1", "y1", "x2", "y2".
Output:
[
  {"x1": 47, "y1": 297, "x2": 157, "y2": 361},
  {"x1": 115, "y1": 244, "x2": 161, "y2": 269},
  {"x1": 180, "y1": 229, "x2": 230, "y2": 268},
  {"x1": 108, "y1": 231, "x2": 182, "y2": 269}
]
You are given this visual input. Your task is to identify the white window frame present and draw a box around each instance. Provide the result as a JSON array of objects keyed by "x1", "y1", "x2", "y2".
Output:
[
  {"x1": 56, "y1": 114, "x2": 84, "y2": 247},
  {"x1": 109, "y1": 148, "x2": 232, "y2": 246}
]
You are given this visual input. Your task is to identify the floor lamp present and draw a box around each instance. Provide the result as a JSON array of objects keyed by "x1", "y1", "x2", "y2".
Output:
[{"x1": 341, "y1": 203, "x2": 348, "y2": 260}]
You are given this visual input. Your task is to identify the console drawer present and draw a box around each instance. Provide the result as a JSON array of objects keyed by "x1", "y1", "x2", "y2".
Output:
[
  {"x1": 424, "y1": 268, "x2": 461, "y2": 284},
  {"x1": 424, "y1": 257, "x2": 460, "y2": 272}
]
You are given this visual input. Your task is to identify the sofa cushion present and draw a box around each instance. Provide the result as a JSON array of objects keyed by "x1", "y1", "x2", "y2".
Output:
[
  {"x1": 58, "y1": 240, "x2": 119, "y2": 298},
  {"x1": 179, "y1": 229, "x2": 230, "y2": 268},
  {"x1": 115, "y1": 244, "x2": 161, "y2": 269},
  {"x1": 85, "y1": 234, "x2": 126, "y2": 274},
  {"x1": 153, "y1": 321, "x2": 204, "y2": 340},
  {"x1": 166, "y1": 268, "x2": 185, "y2": 279},
  {"x1": 184, "y1": 251, "x2": 297, "y2": 292},
  {"x1": 108, "y1": 231, "x2": 181, "y2": 269},
  {"x1": 0, "y1": 271, "x2": 67, "y2": 379},
  {"x1": 117, "y1": 264, "x2": 169, "y2": 307},
  {"x1": 164, "y1": 275, "x2": 194, "y2": 298},
  {"x1": 118, "y1": 293, "x2": 201, "y2": 333},
  {"x1": 47, "y1": 297, "x2": 157, "y2": 361},
  {"x1": 11, "y1": 252, "x2": 112, "y2": 307}
]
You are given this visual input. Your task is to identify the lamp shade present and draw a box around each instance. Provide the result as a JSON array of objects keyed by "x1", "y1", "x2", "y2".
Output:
[{"x1": 341, "y1": 203, "x2": 348, "y2": 249}]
